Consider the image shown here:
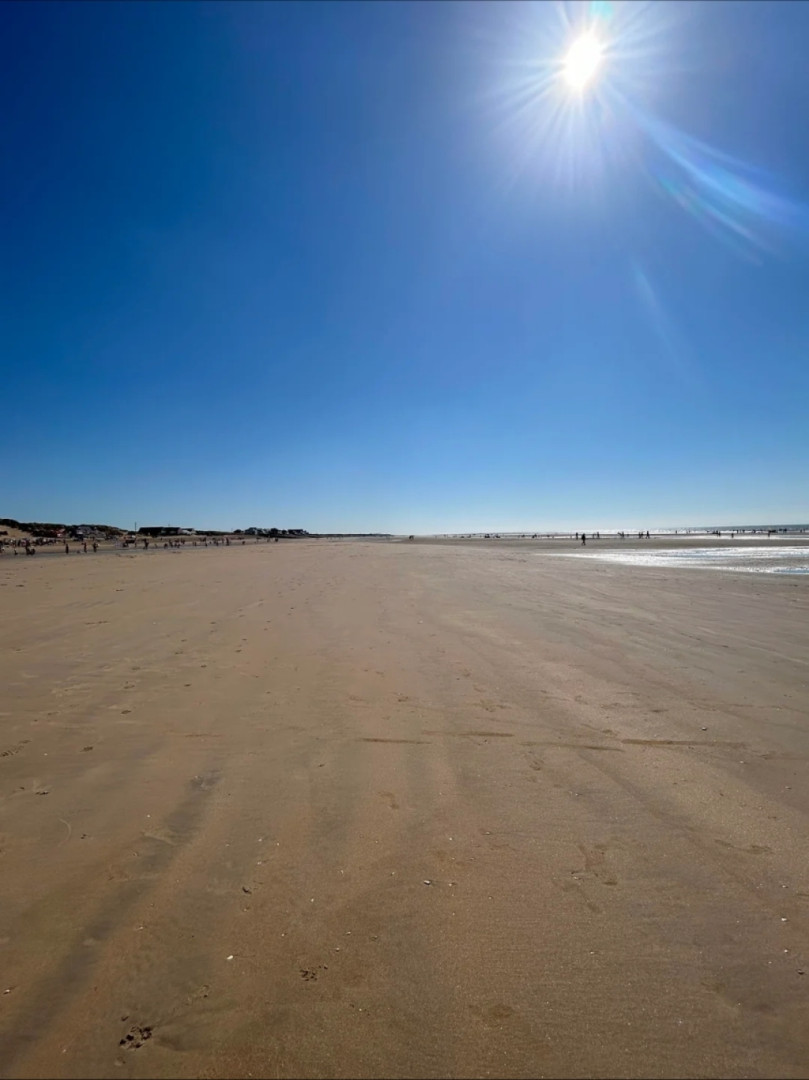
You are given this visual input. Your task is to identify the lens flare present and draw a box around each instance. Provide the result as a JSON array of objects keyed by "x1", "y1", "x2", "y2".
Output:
[
  {"x1": 478, "y1": 0, "x2": 808, "y2": 256},
  {"x1": 623, "y1": 99, "x2": 809, "y2": 256}
]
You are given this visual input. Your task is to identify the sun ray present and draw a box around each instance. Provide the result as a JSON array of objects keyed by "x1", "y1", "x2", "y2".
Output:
[{"x1": 474, "y1": 1, "x2": 808, "y2": 255}]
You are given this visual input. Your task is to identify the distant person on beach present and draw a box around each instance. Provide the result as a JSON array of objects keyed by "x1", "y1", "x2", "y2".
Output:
[
  {"x1": 92, "y1": 540, "x2": 98, "y2": 553},
  {"x1": 64, "y1": 542, "x2": 69, "y2": 554},
  {"x1": 581, "y1": 532, "x2": 586, "y2": 545}
]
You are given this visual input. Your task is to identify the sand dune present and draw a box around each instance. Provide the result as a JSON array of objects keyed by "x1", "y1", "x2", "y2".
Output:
[{"x1": 1, "y1": 539, "x2": 808, "y2": 1078}]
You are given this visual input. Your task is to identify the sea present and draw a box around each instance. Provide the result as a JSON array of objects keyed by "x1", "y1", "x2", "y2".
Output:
[
  {"x1": 558, "y1": 545, "x2": 809, "y2": 575},
  {"x1": 432, "y1": 524, "x2": 809, "y2": 575}
]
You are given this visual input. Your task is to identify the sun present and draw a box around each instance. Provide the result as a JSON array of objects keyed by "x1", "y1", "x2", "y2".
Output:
[{"x1": 562, "y1": 34, "x2": 604, "y2": 91}]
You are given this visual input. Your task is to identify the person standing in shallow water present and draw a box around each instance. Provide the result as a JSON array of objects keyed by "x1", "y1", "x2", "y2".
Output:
[{"x1": 581, "y1": 532, "x2": 586, "y2": 545}]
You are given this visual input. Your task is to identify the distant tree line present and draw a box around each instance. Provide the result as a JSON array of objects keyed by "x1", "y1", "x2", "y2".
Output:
[
  {"x1": 2, "y1": 517, "x2": 391, "y2": 541},
  {"x1": 136, "y1": 526, "x2": 313, "y2": 538},
  {"x1": 0, "y1": 517, "x2": 124, "y2": 539}
]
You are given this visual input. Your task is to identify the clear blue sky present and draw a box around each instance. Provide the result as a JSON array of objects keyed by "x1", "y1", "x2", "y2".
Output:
[{"x1": 2, "y1": 1, "x2": 808, "y2": 533}]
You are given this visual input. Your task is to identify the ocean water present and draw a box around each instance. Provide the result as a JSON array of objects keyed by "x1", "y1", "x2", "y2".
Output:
[
  {"x1": 555, "y1": 546, "x2": 809, "y2": 575},
  {"x1": 436, "y1": 525, "x2": 809, "y2": 541}
]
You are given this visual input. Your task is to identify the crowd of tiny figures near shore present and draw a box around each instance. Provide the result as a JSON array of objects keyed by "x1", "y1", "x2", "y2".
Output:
[{"x1": 0, "y1": 534, "x2": 281, "y2": 556}]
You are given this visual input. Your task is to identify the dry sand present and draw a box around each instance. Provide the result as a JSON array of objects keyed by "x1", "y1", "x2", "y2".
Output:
[{"x1": 1, "y1": 538, "x2": 808, "y2": 1079}]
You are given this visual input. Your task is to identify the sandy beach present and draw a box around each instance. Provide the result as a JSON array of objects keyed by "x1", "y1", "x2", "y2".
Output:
[{"x1": 1, "y1": 538, "x2": 808, "y2": 1079}]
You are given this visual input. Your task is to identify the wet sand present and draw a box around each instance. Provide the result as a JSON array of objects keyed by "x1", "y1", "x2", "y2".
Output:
[{"x1": 1, "y1": 539, "x2": 808, "y2": 1079}]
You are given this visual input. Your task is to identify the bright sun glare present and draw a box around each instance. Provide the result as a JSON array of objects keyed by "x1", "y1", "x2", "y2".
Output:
[{"x1": 563, "y1": 34, "x2": 603, "y2": 91}]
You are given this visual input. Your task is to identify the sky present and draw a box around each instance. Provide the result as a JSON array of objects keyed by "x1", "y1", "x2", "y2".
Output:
[{"x1": 2, "y1": 0, "x2": 808, "y2": 534}]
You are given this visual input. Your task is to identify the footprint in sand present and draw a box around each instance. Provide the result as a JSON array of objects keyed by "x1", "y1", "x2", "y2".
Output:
[
  {"x1": 300, "y1": 965, "x2": 328, "y2": 982},
  {"x1": 469, "y1": 1002, "x2": 515, "y2": 1024},
  {"x1": 119, "y1": 1024, "x2": 153, "y2": 1050},
  {"x1": 1, "y1": 741, "x2": 29, "y2": 759}
]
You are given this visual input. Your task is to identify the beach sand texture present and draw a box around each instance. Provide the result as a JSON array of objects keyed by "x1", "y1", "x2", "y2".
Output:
[{"x1": 1, "y1": 539, "x2": 808, "y2": 1078}]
